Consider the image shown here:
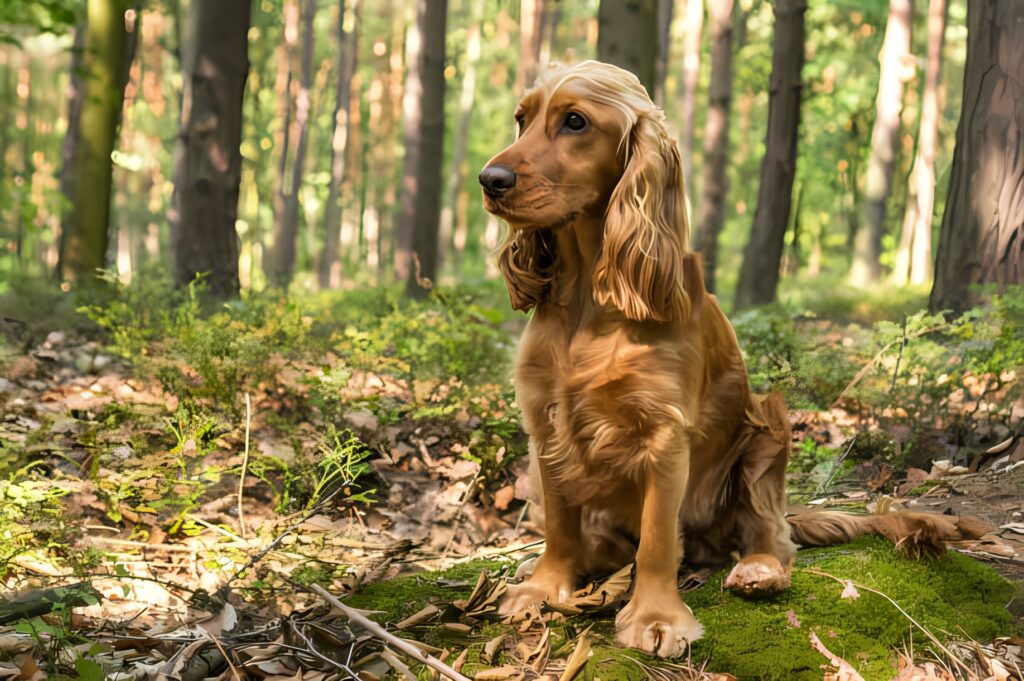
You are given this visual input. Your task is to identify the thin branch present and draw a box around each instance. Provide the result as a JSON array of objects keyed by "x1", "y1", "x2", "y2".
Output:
[
  {"x1": 237, "y1": 392, "x2": 252, "y2": 538},
  {"x1": 310, "y1": 583, "x2": 472, "y2": 681}
]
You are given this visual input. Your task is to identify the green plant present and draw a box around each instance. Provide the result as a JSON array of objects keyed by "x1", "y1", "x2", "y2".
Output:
[{"x1": 301, "y1": 428, "x2": 375, "y2": 511}]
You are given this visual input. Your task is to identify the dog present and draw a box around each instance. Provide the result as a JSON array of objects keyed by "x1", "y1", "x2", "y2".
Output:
[{"x1": 478, "y1": 61, "x2": 988, "y2": 657}]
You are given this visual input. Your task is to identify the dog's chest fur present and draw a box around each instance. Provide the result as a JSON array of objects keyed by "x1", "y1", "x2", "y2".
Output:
[{"x1": 515, "y1": 308, "x2": 702, "y2": 508}]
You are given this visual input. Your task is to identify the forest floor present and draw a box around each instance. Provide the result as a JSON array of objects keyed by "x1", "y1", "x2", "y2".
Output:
[{"x1": 1, "y1": 285, "x2": 1023, "y2": 681}]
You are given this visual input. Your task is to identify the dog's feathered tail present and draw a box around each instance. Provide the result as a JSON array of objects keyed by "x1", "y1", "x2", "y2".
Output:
[{"x1": 787, "y1": 508, "x2": 990, "y2": 558}]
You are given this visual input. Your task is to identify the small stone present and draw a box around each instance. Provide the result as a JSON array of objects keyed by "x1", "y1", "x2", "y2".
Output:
[
  {"x1": 92, "y1": 354, "x2": 113, "y2": 371},
  {"x1": 946, "y1": 465, "x2": 970, "y2": 475},
  {"x1": 45, "y1": 331, "x2": 66, "y2": 346},
  {"x1": 73, "y1": 353, "x2": 94, "y2": 374}
]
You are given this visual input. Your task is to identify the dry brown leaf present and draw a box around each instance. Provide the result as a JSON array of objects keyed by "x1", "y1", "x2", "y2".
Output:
[
  {"x1": 546, "y1": 563, "x2": 632, "y2": 615},
  {"x1": 474, "y1": 665, "x2": 524, "y2": 680},
  {"x1": 557, "y1": 626, "x2": 591, "y2": 681},
  {"x1": 483, "y1": 633, "x2": 508, "y2": 665},
  {"x1": 395, "y1": 604, "x2": 439, "y2": 629}
]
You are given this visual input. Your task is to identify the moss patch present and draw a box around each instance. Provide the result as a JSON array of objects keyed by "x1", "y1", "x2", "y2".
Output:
[
  {"x1": 343, "y1": 540, "x2": 1017, "y2": 680},
  {"x1": 686, "y1": 538, "x2": 1016, "y2": 680}
]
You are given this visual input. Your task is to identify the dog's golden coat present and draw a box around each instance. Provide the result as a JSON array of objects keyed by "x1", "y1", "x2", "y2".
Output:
[{"x1": 479, "y1": 61, "x2": 988, "y2": 658}]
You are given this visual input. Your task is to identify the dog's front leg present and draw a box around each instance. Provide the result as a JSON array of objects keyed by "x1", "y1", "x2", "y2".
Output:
[
  {"x1": 616, "y1": 443, "x2": 703, "y2": 657},
  {"x1": 498, "y1": 453, "x2": 581, "y2": 615}
]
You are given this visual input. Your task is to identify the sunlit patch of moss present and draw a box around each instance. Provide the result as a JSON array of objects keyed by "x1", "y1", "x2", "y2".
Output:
[
  {"x1": 685, "y1": 538, "x2": 1016, "y2": 680},
  {"x1": 350, "y1": 541, "x2": 1016, "y2": 680}
]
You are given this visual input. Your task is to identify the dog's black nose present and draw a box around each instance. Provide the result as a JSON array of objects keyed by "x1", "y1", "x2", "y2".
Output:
[{"x1": 479, "y1": 165, "x2": 516, "y2": 197}]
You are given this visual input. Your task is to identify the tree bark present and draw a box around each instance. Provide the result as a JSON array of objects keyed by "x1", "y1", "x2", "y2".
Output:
[
  {"x1": 850, "y1": 0, "x2": 913, "y2": 286},
  {"x1": 678, "y1": 0, "x2": 702, "y2": 190},
  {"x1": 169, "y1": 0, "x2": 251, "y2": 298},
  {"x1": 733, "y1": 0, "x2": 806, "y2": 311},
  {"x1": 654, "y1": 0, "x2": 673, "y2": 107},
  {"x1": 440, "y1": 6, "x2": 481, "y2": 271},
  {"x1": 597, "y1": 0, "x2": 658, "y2": 96},
  {"x1": 517, "y1": 0, "x2": 544, "y2": 93},
  {"x1": 691, "y1": 0, "x2": 733, "y2": 294},
  {"x1": 317, "y1": 0, "x2": 359, "y2": 290},
  {"x1": 58, "y1": 0, "x2": 130, "y2": 285},
  {"x1": 930, "y1": 0, "x2": 1024, "y2": 313},
  {"x1": 403, "y1": 0, "x2": 448, "y2": 297},
  {"x1": 894, "y1": 0, "x2": 946, "y2": 286},
  {"x1": 267, "y1": 0, "x2": 313, "y2": 287},
  {"x1": 394, "y1": 4, "x2": 423, "y2": 283}
]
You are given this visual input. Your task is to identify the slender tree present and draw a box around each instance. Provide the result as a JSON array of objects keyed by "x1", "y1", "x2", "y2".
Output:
[
  {"x1": 440, "y1": 4, "x2": 481, "y2": 269},
  {"x1": 169, "y1": 0, "x2": 252, "y2": 298},
  {"x1": 692, "y1": 0, "x2": 733, "y2": 293},
  {"x1": 850, "y1": 0, "x2": 913, "y2": 286},
  {"x1": 318, "y1": 0, "x2": 359, "y2": 289},
  {"x1": 58, "y1": 0, "x2": 131, "y2": 284},
  {"x1": 678, "y1": 0, "x2": 702, "y2": 190},
  {"x1": 654, "y1": 0, "x2": 673, "y2": 107},
  {"x1": 733, "y1": 0, "x2": 806, "y2": 310},
  {"x1": 398, "y1": 0, "x2": 448, "y2": 296},
  {"x1": 930, "y1": 0, "x2": 1024, "y2": 313},
  {"x1": 267, "y1": 0, "x2": 315, "y2": 287},
  {"x1": 597, "y1": 0, "x2": 658, "y2": 96},
  {"x1": 894, "y1": 0, "x2": 946, "y2": 286},
  {"x1": 517, "y1": 0, "x2": 544, "y2": 93},
  {"x1": 394, "y1": 4, "x2": 422, "y2": 282}
]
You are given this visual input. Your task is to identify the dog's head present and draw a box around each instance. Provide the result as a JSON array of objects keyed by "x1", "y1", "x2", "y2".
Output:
[{"x1": 481, "y1": 61, "x2": 689, "y2": 322}]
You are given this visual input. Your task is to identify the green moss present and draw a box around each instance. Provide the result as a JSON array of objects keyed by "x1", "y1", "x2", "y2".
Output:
[
  {"x1": 344, "y1": 541, "x2": 1016, "y2": 680},
  {"x1": 686, "y1": 538, "x2": 1016, "y2": 680}
]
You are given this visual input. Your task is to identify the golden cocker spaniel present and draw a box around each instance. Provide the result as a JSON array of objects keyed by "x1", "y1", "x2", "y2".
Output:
[{"x1": 479, "y1": 61, "x2": 987, "y2": 658}]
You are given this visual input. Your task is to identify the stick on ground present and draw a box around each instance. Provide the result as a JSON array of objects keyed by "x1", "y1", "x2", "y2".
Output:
[{"x1": 310, "y1": 583, "x2": 472, "y2": 681}]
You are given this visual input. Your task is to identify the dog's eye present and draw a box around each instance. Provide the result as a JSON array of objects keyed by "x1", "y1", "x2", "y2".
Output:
[
  {"x1": 562, "y1": 112, "x2": 589, "y2": 133},
  {"x1": 515, "y1": 114, "x2": 526, "y2": 137}
]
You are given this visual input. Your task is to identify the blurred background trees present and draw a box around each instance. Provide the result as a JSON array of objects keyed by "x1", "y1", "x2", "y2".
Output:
[{"x1": 0, "y1": 0, "x2": 1019, "y2": 313}]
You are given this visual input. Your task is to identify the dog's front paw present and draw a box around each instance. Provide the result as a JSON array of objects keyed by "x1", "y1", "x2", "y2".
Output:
[
  {"x1": 724, "y1": 553, "x2": 791, "y2": 596},
  {"x1": 498, "y1": 568, "x2": 575, "y2": 616},
  {"x1": 615, "y1": 594, "x2": 703, "y2": 658}
]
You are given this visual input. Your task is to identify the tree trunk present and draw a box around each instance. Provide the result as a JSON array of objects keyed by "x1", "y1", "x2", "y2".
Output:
[
  {"x1": 317, "y1": 0, "x2": 359, "y2": 290},
  {"x1": 169, "y1": 0, "x2": 251, "y2": 298},
  {"x1": 267, "y1": 0, "x2": 313, "y2": 288},
  {"x1": 930, "y1": 0, "x2": 1024, "y2": 313},
  {"x1": 394, "y1": 4, "x2": 423, "y2": 283},
  {"x1": 58, "y1": 0, "x2": 130, "y2": 285},
  {"x1": 691, "y1": 0, "x2": 733, "y2": 294},
  {"x1": 850, "y1": 0, "x2": 913, "y2": 286},
  {"x1": 440, "y1": 7, "x2": 481, "y2": 271},
  {"x1": 58, "y1": 23, "x2": 85, "y2": 277},
  {"x1": 894, "y1": 0, "x2": 946, "y2": 286},
  {"x1": 517, "y1": 0, "x2": 544, "y2": 93},
  {"x1": 654, "y1": 0, "x2": 673, "y2": 107},
  {"x1": 733, "y1": 0, "x2": 806, "y2": 311},
  {"x1": 678, "y1": 0, "x2": 702, "y2": 190},
  {"x1": 597, "y1": 0, "x2": 658, "y2": 96},
  {"x1": 404, "y1": 0, "x2": 448, "y2": 298}
]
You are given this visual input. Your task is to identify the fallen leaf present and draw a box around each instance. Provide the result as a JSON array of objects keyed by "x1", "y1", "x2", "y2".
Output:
[
  {"x1": 785, "y1": 610, "x2": 801, "y2": 628},
  {"x1": 840, "y1": 580, "x2": 860, "y2": 600}
]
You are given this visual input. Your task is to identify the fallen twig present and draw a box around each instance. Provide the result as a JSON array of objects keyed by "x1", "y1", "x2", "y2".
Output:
[
  {"x1": 237, "y1": 392, "x2": 252, "y2": 538},
  {"x1": 310, "y1": 583, "x2": 472, "y2": 681}
]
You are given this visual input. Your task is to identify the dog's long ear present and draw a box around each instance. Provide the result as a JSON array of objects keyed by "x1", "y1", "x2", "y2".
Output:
[
  {"x1": 497, "y1": 227, "x2": 556, "y2": 312},
  {"x1": 593, "y1": 114, "x2": 690, "y2": 323}
]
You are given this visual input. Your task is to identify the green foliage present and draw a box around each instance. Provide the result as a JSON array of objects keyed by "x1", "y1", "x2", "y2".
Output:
[
  {"x1": 685, "y1": 538, "x2": 1017, "y2": 680},
  {"x1": 734, "y1": 287, "x2": 1024, "y2": 434}
]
